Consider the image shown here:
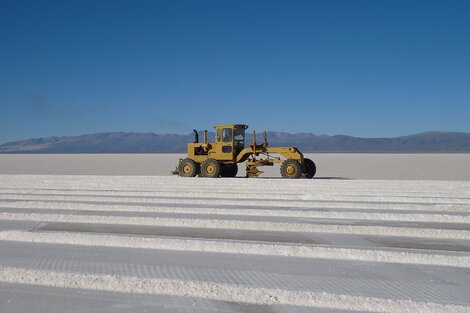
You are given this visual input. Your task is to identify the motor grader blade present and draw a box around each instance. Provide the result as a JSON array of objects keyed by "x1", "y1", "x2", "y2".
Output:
[{"x1": 245, "y1": 158, "x2": 274, "y2": 178}]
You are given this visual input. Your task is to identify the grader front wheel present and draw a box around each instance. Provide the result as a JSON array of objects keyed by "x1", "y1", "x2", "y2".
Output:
[
  {"x1": 280, "y1": 159, "x2": 302, "y2": 179},
  {"x1": 304, "y1": 158, "x2": 316, "y2": 179},
  {"x1": 201, "y1": 158, "x2": 222, "y2": 178}
]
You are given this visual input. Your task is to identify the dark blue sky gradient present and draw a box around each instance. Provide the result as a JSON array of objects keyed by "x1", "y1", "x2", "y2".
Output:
[{"x1": 1, "y1": 0, "x2": 469, "y2": 143}]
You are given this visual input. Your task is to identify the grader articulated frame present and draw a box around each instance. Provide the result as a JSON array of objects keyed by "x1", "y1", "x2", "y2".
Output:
[{"x1": 175, "y1": 124, "x2": 316, "y2": 179}]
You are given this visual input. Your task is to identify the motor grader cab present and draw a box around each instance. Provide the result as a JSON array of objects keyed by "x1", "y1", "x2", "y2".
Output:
[{"x1": 176, "y1": 124, "x2": 316, "y2": 179}]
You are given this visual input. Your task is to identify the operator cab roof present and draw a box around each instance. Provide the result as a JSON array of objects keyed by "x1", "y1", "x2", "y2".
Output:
[{"x1": 213, "y1": 124, "x2": 248, "y2": 129}]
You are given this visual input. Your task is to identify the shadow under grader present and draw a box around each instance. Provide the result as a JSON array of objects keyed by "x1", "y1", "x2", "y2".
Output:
[
  {"x1": 312, "y1": 176, "x2": 352, "y2": 180},
  {"x1": 240, "y1": 176, "x2": 351, "y2": 180}
]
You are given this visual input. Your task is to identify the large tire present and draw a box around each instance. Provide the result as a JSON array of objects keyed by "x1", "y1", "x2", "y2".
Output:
[
  {"x1": 201, "y1": 158, "x2": 222, "y2": 178},
  {"x1": 221, "y1": 163, "x2": 238, "y2": 177},
  {"x1": 178, "y1": 158, "x2": 199, "y2": 177},
  {"x1": 280, "y1": 159, "x2": 302, "y2": 179},
  {"x1": 304, "y1": 158, "x2": 316, "y2": 179}
]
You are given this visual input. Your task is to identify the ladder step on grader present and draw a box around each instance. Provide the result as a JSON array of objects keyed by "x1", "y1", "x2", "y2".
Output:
[{"x1": 173, "y1": 124, "x2": 316, "y2": 179}]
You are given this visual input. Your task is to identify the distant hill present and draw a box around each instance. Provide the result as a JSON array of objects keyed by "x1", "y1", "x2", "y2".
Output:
[{"x1": 1, "y1": 131, "x2": 470, "y2": 153}]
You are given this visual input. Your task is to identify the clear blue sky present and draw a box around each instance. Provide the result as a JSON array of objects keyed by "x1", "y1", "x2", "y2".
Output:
[{"x1": 1, "y1": 0, "x2": 469, "y2": 144}]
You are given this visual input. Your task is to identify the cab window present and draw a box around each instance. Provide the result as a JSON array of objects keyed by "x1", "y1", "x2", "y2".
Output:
[
  {"x1": 234, "y1": 127, "x2": 245, "y2": 141},
  {"x1": 222, "y1": 128, "x2": 232, "y2": 142}
]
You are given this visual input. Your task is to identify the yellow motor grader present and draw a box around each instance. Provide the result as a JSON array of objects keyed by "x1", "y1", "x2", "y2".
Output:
[{"x1": 175, "y1": 124, "x2": 316, "y2": 178}]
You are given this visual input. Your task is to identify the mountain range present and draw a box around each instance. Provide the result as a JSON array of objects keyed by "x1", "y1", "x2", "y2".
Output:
[{"x1": 1, "y1": 131, "x2": 470, "y2": 153}]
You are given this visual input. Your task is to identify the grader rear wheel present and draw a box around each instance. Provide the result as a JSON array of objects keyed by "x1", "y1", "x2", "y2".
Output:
[
  {"x1": 221, "y1": 164, "x2": 238, "y2": 177},
  {"x1": 280, "y1": 159, "x2": 302, "y2": 179},
  {"x1": 201, "y1": 158, "x2": 222, "y2": 178},
  {"x1": 304, "y1": 158, "x2": 316, "y2": 179},
  {"x1": 178, "y1": 158, "x2": 199, "y2": 177}
]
